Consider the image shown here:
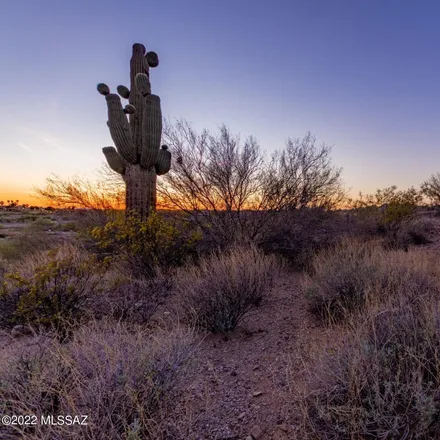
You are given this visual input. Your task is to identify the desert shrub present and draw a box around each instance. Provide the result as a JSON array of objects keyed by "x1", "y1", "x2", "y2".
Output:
[
  {"x1": 260, "y1": 208, "x2": 353, "y2": 270},
  {"x1": 90, "y1": 212, "x2": 202, "y2": 278},
  {"x1": 380, "y1": 201, "x2": 416, "y2": 225},
  {"x1": 25, "y1": 217, "x2": 58, "y2": 232},
  {"x1": 301, "y1": 301, "x2": 440, "y2": 439},
  {"x1": 376, "y1": 203, "x2": 419, "y2": 249},
  {"x1": 350, "y1": 185, "x2": 423, "y2": 211},
  {"x1": 161, "y1": 121, "x2": 345, "y2": 245},
  {"x1": 349, "y1": 186, "x2": 424, "y2": 244},
  {"x1": 384, "y1": 215, "x2": 440, "y2": 250},
  {"x1": 176, "y1": 245, "x2": 280, "y2": 333},
  {"x1": 35, "y1": 171, "x2": 125, "y2": 211},
  {"x1": 97, "y1": 272, "x2": 173, "y2": 324},
  {"x1": 0, "y1": 244, "x2": 108, "y2": 335},
  {"x1": 57, "y1": 221, "x2": 78, "y2": 232},
  {"x1": 305, "y1": 239, "x2": 382, "y2": 323},
  {"x1": 75, "y1": 208, "x2": 122, "y2": 232},
  {"x1": 0, "y1": 320, "x2": 195, "y2": 440},
  {"x1": 18, "y1": 213, "x2": 39, "y2": 222},
  {"x1": 306, "y1": 238, "x2": 440, "y2": 324}
]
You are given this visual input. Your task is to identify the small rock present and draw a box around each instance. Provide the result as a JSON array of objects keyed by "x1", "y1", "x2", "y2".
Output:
[
  {"x1": 277, "y1": 424, "x2": 288, "y2": 433},
  {"x1": 11, "y1": 325, "x2": 33, "y2": 338},
  {"x1": 253, "y1": 391, "x2": 263, "y2": 397},
  {"x1": 230, "y1": 370, "x2": 237, "y2": 376},
  {"x1": 250, "y1": 425, "x2": 264, "y2": 439}
]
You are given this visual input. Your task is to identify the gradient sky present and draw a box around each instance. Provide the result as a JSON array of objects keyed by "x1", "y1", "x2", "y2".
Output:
[{"x1": 1, "y1": 0, "x2": 440, "y2": 204}]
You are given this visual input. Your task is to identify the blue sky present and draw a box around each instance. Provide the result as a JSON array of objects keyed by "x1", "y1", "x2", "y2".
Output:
[{"x1": 1, "y1": 0, "x2": 440, "y2": 202}]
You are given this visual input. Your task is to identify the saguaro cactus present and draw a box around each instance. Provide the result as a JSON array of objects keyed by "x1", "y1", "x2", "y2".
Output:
[{"x1": 97, "y1": 43, "x2": 171, "y2": 219}]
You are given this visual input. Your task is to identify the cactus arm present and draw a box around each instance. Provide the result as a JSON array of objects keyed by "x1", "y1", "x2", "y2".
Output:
[
  {"x1": 129, "y1": 44, "x2": 150, "y2": 157},
  {"x1": 155, "y1": 145, "x2": 171, "y2": 175},
  {"x1": 102, "y1": 146, "x2": 126, "y2": 175},
  {"x1": 135, "y1": 73, "x2": 162, "y2": 168},
  {"x1": 146, "y1": 51, "x2": 159, "y2": 68},
  {"x1": 104, "y1": 93, "x2": 137, "y2": 164},
  {"x1": 97, "y1": 83, "x2": 110, "y2": 95},
  {"x1": 140, "y1": 94, "x2": 162, "y2": 168},
  {"x1": 124, "y1": 104, "x2": 136, "y2": 115},
  {"x1": 117, "y1": 85, "x2": 130, "y2": 99},
  {"x1": 135, "y1": 72, "x2": 151, "y2": 96}
]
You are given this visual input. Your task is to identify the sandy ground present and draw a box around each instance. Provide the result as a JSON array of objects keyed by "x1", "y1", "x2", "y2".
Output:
[{"x1": 162, "y1": 271, "x2": 318, "y2": 440}]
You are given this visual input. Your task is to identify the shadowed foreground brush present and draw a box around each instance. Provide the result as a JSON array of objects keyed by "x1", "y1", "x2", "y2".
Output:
[
  {"x1": 0, "y1": 320, "x2": 196, "y2": 440},
  {"x1": 300, "y1": 300, "x2": 440, "y2": 439}
]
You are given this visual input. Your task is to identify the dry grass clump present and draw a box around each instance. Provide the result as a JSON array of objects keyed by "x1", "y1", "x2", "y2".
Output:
[
  {"x1": 96, "y1": 271, "x2": 173, "y2": 324},
  {"x1": 305, "y1": 238, "x2": 440, "y2": 324},
  {"x1": 0, "y1": 319, "x2": 195, "y2": 440},
  {"x1": 299, "y1": 300, "x2": 440, "y2": 439},
  {"x1": 176, "y1": 244, "x2": 280, "y2": 333}
]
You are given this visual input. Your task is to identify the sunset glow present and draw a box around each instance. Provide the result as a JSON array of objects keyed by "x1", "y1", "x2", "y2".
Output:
[{"x1": 2, "y1": 1, "x2": 440, "y2": 202}]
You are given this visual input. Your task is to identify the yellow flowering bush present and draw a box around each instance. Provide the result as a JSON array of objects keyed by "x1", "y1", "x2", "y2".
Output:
[
  {"x1": 90, "y1": 212, "x2": 202, "y2": 277},
  {"x1": 0, "y1": 244, "x2": 108, "y2": 336}
]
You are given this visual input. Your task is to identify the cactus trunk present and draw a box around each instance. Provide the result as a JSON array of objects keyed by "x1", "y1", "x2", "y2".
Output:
[
  {"x1": 97, "y1": 43, "x2": 171, "y2": 220},
  {"x1": 124, "y1": 164, "x2": 157, "y2": 219}
]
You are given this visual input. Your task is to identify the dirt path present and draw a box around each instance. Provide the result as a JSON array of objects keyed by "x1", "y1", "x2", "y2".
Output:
[{"x1": 164, "y1": 271, "x2": 316, "y2": 440}]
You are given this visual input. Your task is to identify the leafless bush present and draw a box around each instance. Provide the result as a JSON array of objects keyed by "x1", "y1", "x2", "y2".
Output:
[
  {"x1": 34, "y1": 170, "x2": 124, "y2": 230},
  {"x1": 421, "y1": 172, "x2": 440, "y2": 205},
  {"x1": 176, "y1": 245, "x2": 280, "y2": 332},
  {"x1": 0, "y1": 320, "x2": 196, "y2": 440},
  {"x1": 263, "y1": 131, "x2": 345, "y2": 211},
  {"x1": 35, "y1": 167, "x2": 124, "y2": 210},
  {"x1": 160, "y1": 119, "x2": 345, "y2": 245}
]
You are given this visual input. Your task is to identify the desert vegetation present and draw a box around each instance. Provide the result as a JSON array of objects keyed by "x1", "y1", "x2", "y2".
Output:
[
  {"x1": 3, "y1": 42, "x2": 440, "y2": 440},
  {"x1": 3, "y1": 125, "x2": 440, "y2": 438}
]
